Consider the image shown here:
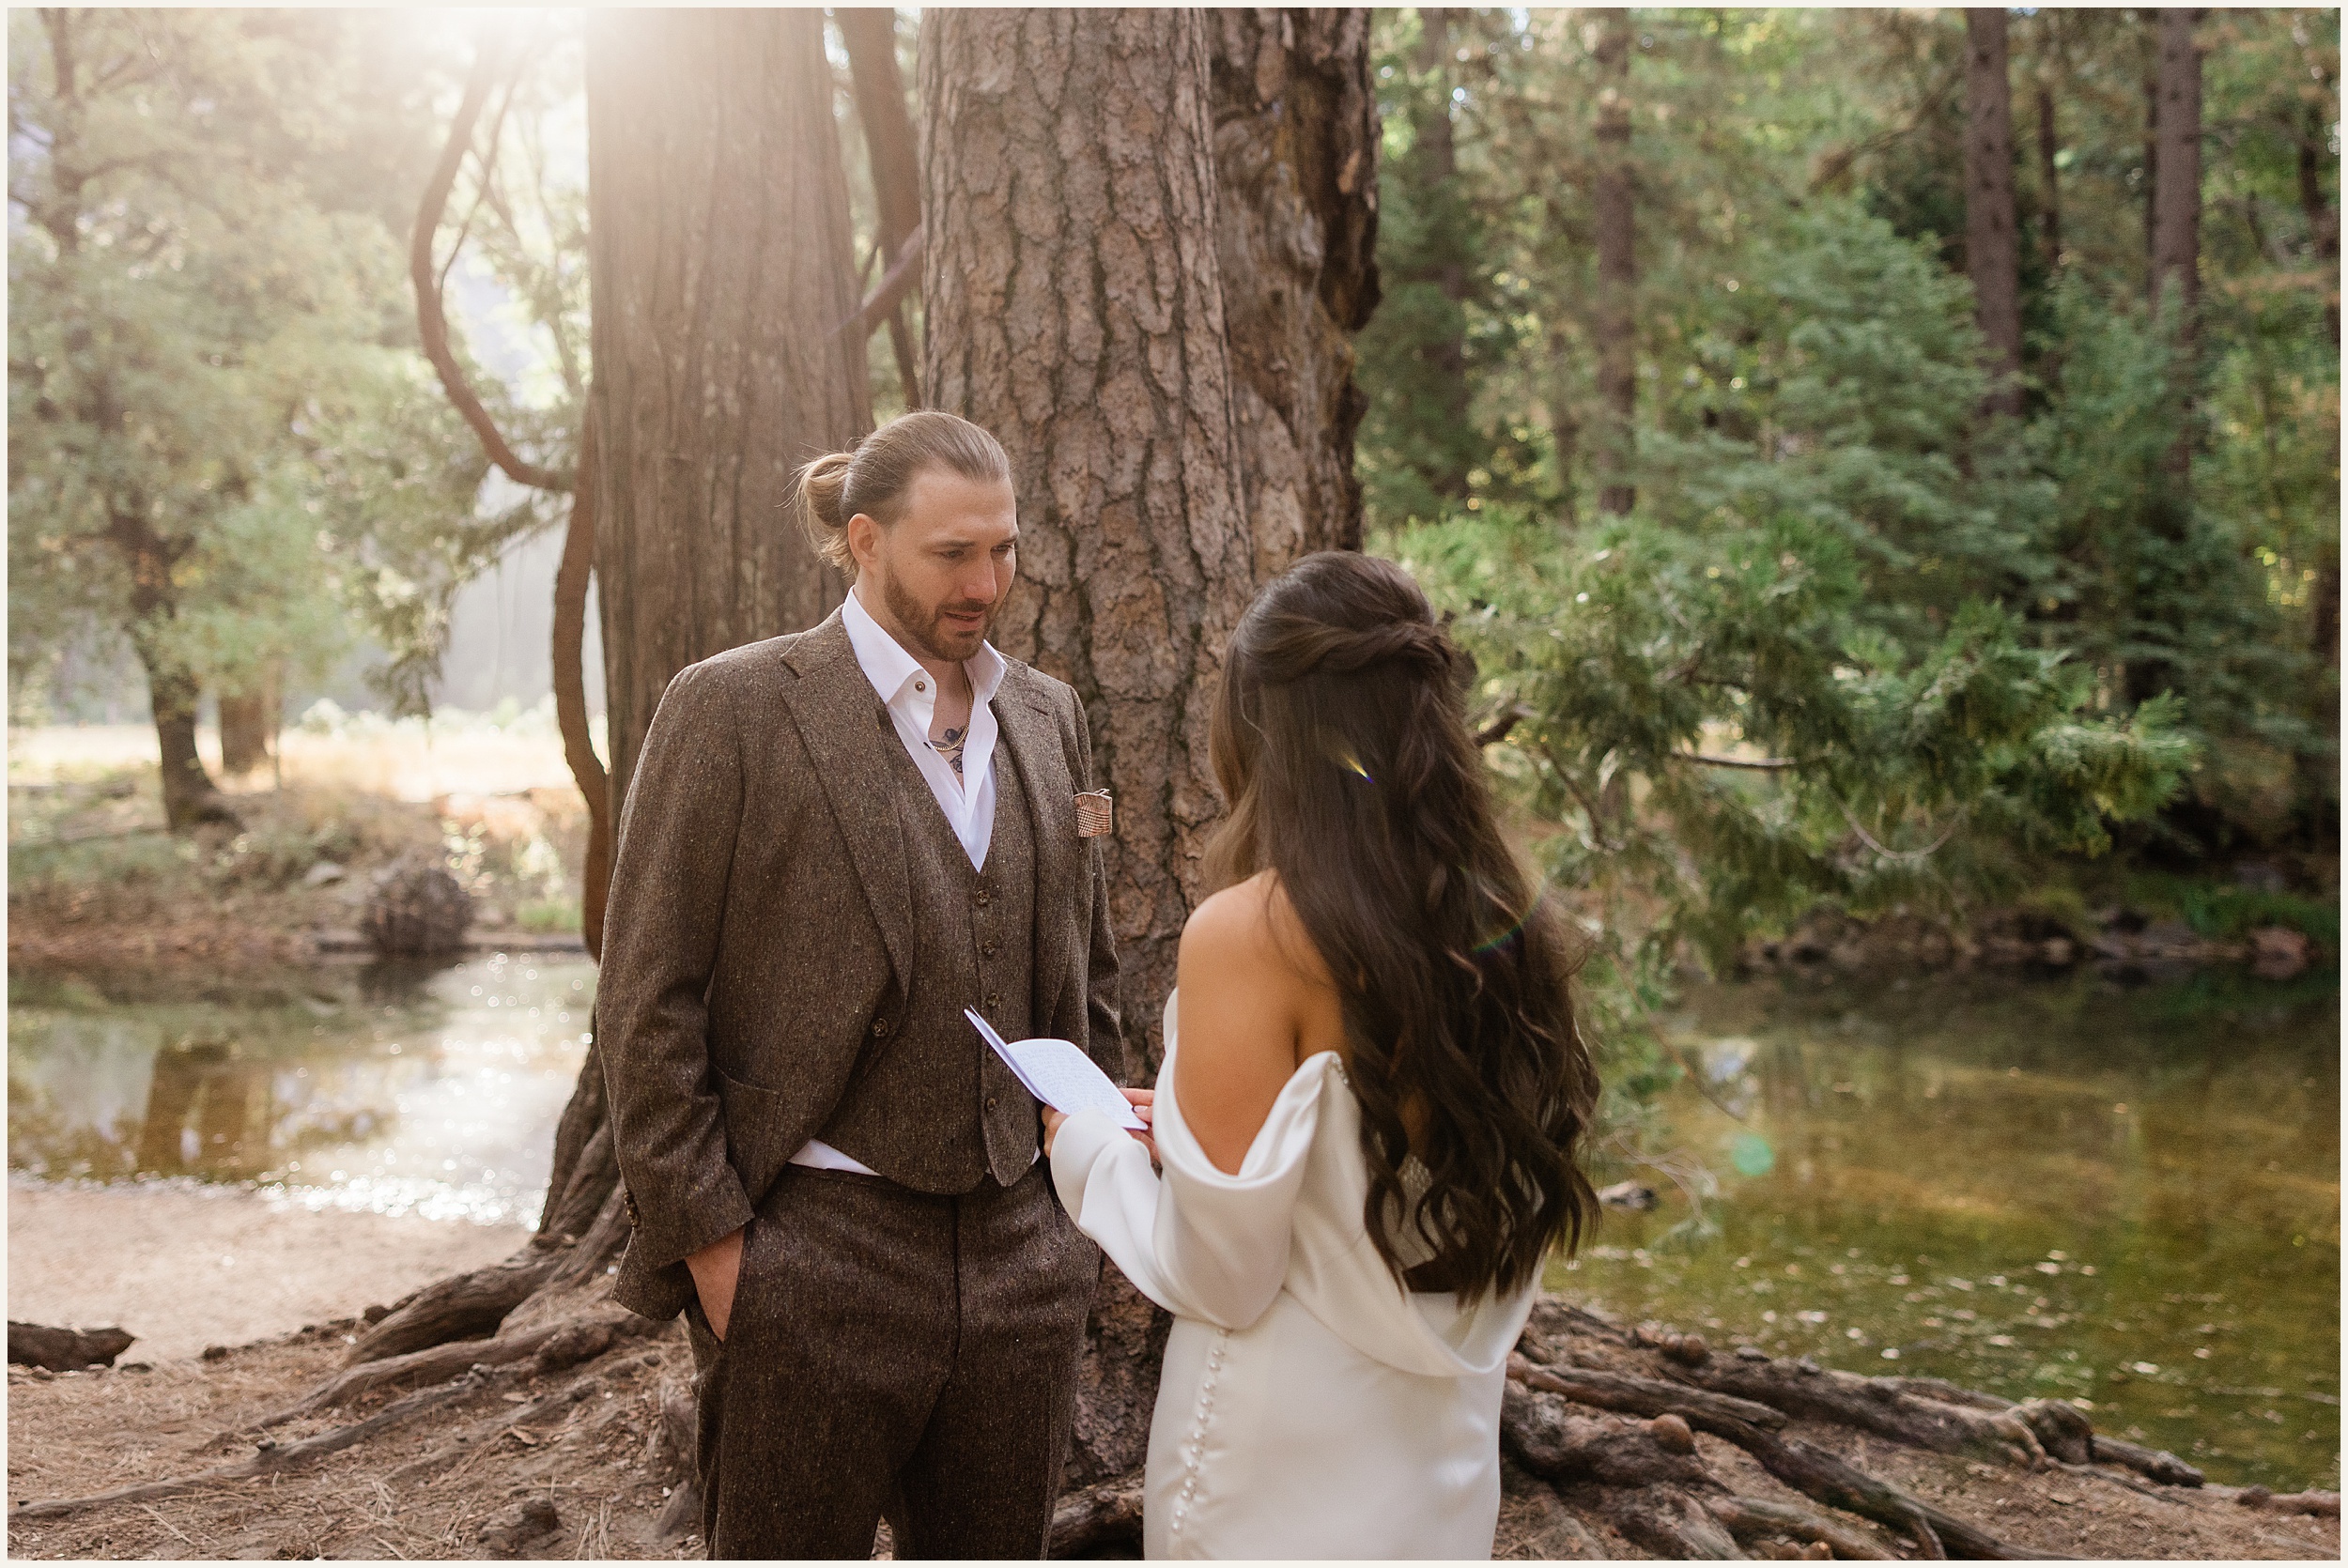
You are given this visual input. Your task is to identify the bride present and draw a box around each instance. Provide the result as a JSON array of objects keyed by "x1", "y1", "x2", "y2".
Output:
[{"x1": 1045, "y1": 550, "x2": 1602, "y2": 1560}]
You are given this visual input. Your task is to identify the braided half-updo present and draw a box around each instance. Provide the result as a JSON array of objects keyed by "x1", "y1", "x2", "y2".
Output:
[{"x1": 1201, "y1": 551, "x2": 1600, "y2": 1302}]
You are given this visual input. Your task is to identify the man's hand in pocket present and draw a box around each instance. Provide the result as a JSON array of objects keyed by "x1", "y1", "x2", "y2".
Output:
[{"x1": 686, "y1": 1226, "x2": 746, "y2": 1341}]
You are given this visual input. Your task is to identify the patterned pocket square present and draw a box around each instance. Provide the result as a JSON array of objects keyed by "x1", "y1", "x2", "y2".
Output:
[{"x1": 1074, "y1": 790, "x2": 1114, "y2": 838}]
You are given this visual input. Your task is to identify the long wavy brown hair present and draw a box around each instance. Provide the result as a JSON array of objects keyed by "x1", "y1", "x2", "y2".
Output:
[{"x1": 1202, "y1": 551, "x2": 1600, "y2": 1301}]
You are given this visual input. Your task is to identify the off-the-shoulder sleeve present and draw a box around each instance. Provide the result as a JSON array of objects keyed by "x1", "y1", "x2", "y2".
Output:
[{"x1": 1050, "y1": 1027, "x2": 1337, "y2": 1331}]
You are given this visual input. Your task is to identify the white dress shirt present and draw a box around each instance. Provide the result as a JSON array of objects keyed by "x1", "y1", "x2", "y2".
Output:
[{"x1": 790, "y1": 588, "x2": 1012, "y2": 1178}]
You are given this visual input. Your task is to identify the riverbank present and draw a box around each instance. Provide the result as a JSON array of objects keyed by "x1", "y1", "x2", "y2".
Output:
[{"x1": 8, "y1": 1177, "x2": 521, "y2": 1363}]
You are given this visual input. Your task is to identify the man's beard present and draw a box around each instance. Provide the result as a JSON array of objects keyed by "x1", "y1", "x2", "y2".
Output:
[{"x1": 880, "y1": 569, "x2": 996, "y2": 663}]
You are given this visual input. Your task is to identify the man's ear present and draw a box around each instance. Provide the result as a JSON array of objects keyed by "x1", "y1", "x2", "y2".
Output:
[{"x1": 846, "y1": 512, "x2": 879, "y2": 576}]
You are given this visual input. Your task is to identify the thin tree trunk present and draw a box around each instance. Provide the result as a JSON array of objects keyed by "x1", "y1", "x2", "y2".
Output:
[
  {"x1": 1207, "y1": 8, "x2": 1383, "y2": 573},
  {"x1": 1415, "y1": 8, "x2": 1473, "y2": 501},
  {"x1": 2141, "y1": 69, "x2": 2159, "y2": 289},
  {"x1": 1964, "y1": 8, "x2": 2023, "y2": 419},
  {"x1": 2036, "y1": 83, "x2": 2062, "y2": 268},
  {"x1": 217, "y1": 683, "x2": 271, "y2": 778},
  {"x1": 586, "y1": 8, "x2": 868, "y2": 819},
  {"x1": 2151, "y1": 7, "x2": 2203, "y2": 477},
  {"x1": 840, "y1": 8, "x2": 924, "y2": 407},
  {"x1": 1593, "y1": 8, "x2": 1637, "y2": 515},
  {"x1": 2298, "y1": 103, "x2": 2339, "y2": 346},
  {"x1": 553, "y1": 413, "x2": 609, "y2": 960},
  {"x1": 140, "y1": 652, "x2": 227, "y2": 832}
]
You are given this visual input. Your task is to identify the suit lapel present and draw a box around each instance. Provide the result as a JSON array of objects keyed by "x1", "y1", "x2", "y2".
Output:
[
  {"x1": 777, "y1": 614, "x2": 916, "y2": 987},
  {"x1": 993, "y1": 669, "x2": 1076, "y2": 1029}
]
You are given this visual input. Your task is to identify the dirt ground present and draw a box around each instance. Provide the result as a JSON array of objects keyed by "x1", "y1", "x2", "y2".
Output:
[
  {"x1": 8, "y1": 1180, "x2": 523, "y2": 1364},
  {"x1": 7, "y1": 1323, "x2": 698, "y2": 1560},
  {"x1": 7, "y1": 1302, "x2": 2336, "y2": 1561}
]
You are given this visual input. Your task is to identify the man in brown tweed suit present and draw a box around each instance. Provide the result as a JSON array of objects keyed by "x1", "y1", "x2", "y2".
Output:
[{"x1": 599, "y1": 412, "x2": 1129, "y2": 1558}]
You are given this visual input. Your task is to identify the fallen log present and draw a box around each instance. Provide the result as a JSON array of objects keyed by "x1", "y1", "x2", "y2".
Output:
[
  {"x1": 14, "y1": 1371, "x2": 490, "y2": 1519},
  {"x1": 8, "y1": 1322, "x2": 134, "y2": 1371}
]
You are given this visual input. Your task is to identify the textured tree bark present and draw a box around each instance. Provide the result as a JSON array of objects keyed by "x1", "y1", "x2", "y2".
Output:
[
  {"x1": 1964, "y1": 8, "x2": 2024, "y2": 419},
  {"x1": 840, "y1": 8, "x2": 924, "y2": 406},
  {"x1": 920, "y1": 6, "x2": 1255, "y2": 1073},
  {"x1": 1592, "y1": 8, "x2": 1638, "y2": 515},
  {"x1": 1207, "y1": 7, "x2": 1382, "y2": 572},
  {"x1": 134, "y1": 636, "x2": 234, "y2": 832},
  {"x1": 586, "y1": 8, "x2": 867, "y2": 818}
]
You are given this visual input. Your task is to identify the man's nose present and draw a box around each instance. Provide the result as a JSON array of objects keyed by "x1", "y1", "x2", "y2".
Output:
[{"x1": 962, "y1": 565, "x2": 999, "y2": 605}]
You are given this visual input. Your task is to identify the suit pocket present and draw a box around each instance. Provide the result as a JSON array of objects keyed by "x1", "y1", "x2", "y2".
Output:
[{"x1": 714, "y1": 1068, "x2": 797, "y2": 1212}]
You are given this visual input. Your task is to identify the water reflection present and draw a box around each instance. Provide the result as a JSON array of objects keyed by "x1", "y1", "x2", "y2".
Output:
[
  {"x1": 8, "y1": 953, "x2": 595, "y2": 1226},
  {"x1": 1557, "y1": 969, "x2": 2340, "y2": 1492}
]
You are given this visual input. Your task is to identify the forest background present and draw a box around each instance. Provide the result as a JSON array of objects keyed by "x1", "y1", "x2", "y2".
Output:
[
  {"x1": 10, "y1": 4, "x2": 2335, "y2": 1091},
  {"x1": 5, "y1": 7, "x2": 2340, "y2": 1557}
]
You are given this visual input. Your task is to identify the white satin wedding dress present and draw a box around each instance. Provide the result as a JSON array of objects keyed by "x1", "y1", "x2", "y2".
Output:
[{"x1": 1049, "y1": 994, "x2": 1537, "y2": 1560}]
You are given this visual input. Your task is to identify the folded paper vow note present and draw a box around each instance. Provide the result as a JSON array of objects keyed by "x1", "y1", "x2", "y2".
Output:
[{"x1": 965, "y1": 1007, "x2": 1147, "y2": 1131}]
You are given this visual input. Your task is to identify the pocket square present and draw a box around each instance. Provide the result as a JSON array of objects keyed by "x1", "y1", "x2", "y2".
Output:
[{"x1": 1074, "y1": 790, "x2": 1114, "y2": 838}]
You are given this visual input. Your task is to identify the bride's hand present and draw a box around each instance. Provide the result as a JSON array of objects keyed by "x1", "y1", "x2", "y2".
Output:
[{"x1": 1041, "y1": 1090, "x2": 1158, "y2": 1161}]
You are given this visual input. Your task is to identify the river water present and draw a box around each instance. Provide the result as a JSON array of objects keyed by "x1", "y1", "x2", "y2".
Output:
[
  {"x1": 7, "y1": 958, "x2": 2335, "y2": 1488},
  {"x1": 1556, "y1": 970, "x2": 2340, "y2": 1493}
]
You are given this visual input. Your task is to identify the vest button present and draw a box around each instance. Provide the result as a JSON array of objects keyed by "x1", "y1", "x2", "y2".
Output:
[
  {"x1": 974, "y1": 890, "x2": 991, "y2": 908},
  {"x1": 986, "y1": 1096, "x2": 998, "y2": 1109},
  {"x1": 985, "y1": 994, "x2": 999, "y2": 1010},
  {"x1": 871, "y1": 1019, "x2": 888, "y2": 1038},
  {"x1": 981, "y1": 941, "x2": 997, "y2": 957}
]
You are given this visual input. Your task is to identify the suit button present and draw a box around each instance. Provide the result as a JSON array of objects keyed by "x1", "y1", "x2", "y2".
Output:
[
  {"x1": 871, "y1": 1019, "x2": 889, "y2": 1038},
  {"x1": 981, "y1": 941, "x2": 997, "y2": 957},
  {"x1": 986, "y1": 1096, "x2": 998, "y2": 1109},
  {"x1": 986, "y1": 994, "x2": 999, "y2": 1010}
]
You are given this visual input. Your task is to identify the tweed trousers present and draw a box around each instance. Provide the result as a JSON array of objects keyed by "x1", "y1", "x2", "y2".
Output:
[{"x1": 685, "y1": 1161, "x2": 1102, "y2": 1559}]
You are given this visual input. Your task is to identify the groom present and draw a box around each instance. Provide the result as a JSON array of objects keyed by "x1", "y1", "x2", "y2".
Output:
[{"x1": 598, "y1": 412, "x2": 1123, "y2": 1558}]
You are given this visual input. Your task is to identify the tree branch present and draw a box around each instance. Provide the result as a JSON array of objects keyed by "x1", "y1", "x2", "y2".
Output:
[
  {"x1": 1675, "y1": 750, "x2": 1798, "y2": 770},
  {"x1": 412, "y1": 39, "x2": 570, "y2": 494},
  {"x1": 841, "y1": 220, "x2": 925, "y2": 342}
]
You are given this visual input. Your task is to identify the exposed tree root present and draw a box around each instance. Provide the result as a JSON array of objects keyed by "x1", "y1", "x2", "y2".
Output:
[
  {"x1": 1048, "y1": 1475, "x2": 1146, "y2": 1557},
  {"x1": 1705, "y1": 1493, "x2": 1899, "y2": 1560},
  {"x1": 15, "y1": 1370, "x2": 492, "y2": 1519}
]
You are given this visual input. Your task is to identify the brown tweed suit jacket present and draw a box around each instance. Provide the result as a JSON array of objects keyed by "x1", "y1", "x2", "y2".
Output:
[{"x1": 597, "y1": 610, "x2": 1123, "y2": 1322}]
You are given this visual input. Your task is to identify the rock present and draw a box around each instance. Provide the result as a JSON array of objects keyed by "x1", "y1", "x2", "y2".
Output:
[
  {"x1": 478, "y1": 1496, "x2": 560, "y2": 1557},
  {"x1": 361, "y1": 1303, "x2": 392, "y2": 1324},
  {"x1": 8, "y1": 1322, "x2": 135, "y2": 1371},
  {"x1": 301, "y1": 860, "x2": 347, "y2": 887},
  {"x1": 361, "y1": 857, "x2": 474, "y2": 957},
  {"x1": 2248, "y1": 927, "x2": 2309, "y2": 980},
  {"x1": 1647, "y1": 1412, "x2": 1696, "y2": 1453},
  {"x1": 2036, "y1": 937, "x2": 2076, "y2": 968},
  {"x1": 1662, "y1": 1333, "x2": 1710, "y2": 1366},
  {"x1": 201, "y1": 1345, "x2": 229, "y2": 1361},
  {"x1": 533, "y1": 1319, "x2": 615, "y2": 1373},
  {"x1": 1598, "y1": 1181, "x2": 1658, "y2": 1211}
]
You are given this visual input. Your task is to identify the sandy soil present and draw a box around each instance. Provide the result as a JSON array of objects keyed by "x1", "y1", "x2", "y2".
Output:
[{"x1": 8, "y1": 1179, "x2": 523, "y2": 1364}]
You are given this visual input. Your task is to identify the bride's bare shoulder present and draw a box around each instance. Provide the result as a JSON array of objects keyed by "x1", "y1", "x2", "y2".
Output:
[{"x1": 1182, "y1": 871, "x2": 1335, "y2": 993}]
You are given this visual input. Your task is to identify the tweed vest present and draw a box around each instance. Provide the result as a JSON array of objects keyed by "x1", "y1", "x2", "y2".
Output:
[{"x1": 818, "y1": 721, "x2": 1041, "y2": 1192}]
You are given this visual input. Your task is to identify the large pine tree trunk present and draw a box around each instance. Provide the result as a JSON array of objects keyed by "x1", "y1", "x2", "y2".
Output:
[
  {"x1": 920, "y1": 6, "x2": 1255, "y2": 1078},
  {"x1": 1964, "y1": 8, "x2": 2023, "y2": 419},
  {"x1": 586, "y1": 8, "x2": 869, "y2": 817},
  {"x1": 216, "y1": 666, "x2": 275, "y2": 778},
  {"x1": 1207, "y1": 8, "x2": 1383, "y2": 572},
  {"x1": 921, "y1": 8, "x2": 1260, "y2": 1489},
  {"x1": 2036, "y1": 82, "x2": 2062, "y2": 268},
  {"x1": 1592, "y1": 8, "x2": 1638, "y2": 515}
]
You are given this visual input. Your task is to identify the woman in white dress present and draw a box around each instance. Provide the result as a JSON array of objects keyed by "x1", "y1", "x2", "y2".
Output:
[{"x1": 1045, "y1": 551, "x2": 1602, "y2": 1560}]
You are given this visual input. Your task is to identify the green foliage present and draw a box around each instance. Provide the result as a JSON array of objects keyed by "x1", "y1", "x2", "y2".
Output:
[{"x1": 6, "y1": 10, "x2": 486, "y2": 726}]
